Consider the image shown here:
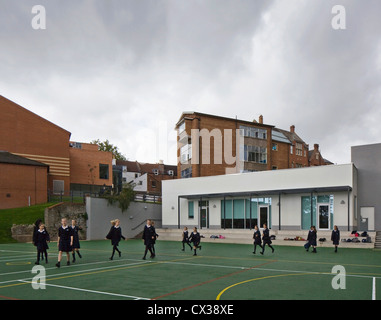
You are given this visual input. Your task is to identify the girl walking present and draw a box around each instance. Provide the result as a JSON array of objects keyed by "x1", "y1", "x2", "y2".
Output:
[
  {"x1": 70, "y1": 219, "x2": 82, "y2": 263},
  {"x1": 306, "y1": 226, "x2": 317, "y2": 253},
  {"x1": 56, "y1": 218, "x2": 73, "y2": 268},
  {"x1": 181, "y1": 227, "x2": 192, "y2": 251},
  {"x1": 106, "y1": 219, "x2": 126, "y2": 260},
  {"x1": 142, "y1": 219, "x2": 155, "y2": 260},
  {"x1": 252, "y1": 225, "x2": 262, "y2": 254},
  {"x1": 34, "y1": 223, "x2": 50, "y2": 265},
  {"x1": 260, "y1": 224, "x2": 274, "y2": 255},
  {"x1": 331, "y1": 225, "x2": 340, "y2": 253},
  {"x1": 189, "y1": 227, "x2": 202, "y2": 256}
]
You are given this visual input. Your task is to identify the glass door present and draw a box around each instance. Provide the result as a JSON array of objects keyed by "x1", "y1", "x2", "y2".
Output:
[
  {"x1": 199, "y1": 201, "x2": 209, "y2": 228},
  {"x1": 259, "y1": 206, "x2": 268, "y2": 228},
  {"x1": 318, "y1": 204, "x2": 329, "y2": 229}
]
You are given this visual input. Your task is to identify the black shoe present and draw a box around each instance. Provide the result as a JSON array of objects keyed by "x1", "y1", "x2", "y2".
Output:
[
  {"x1": 56, "y1": 262, "x2": 60, "y2": 268},
  {"x1": 119, "y1": 251, "x2": 121, "y2": 257},
  {"x1": 260, "y1": 252, "x2": 263, "y2": 255},
  {"x1": 78, "y1": 252, "x2": 82, "y2": 258},
  {"x1": 35, "y1": 261, "x2": 39, "y2": 265},
  {"x1": 67, "y1": 261, "x2": 70, "y2": 266}
]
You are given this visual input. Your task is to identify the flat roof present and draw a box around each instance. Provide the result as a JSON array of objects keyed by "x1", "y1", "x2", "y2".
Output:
[{"x1": 179, "y1": 185, "x2": 352, "y2": 199}]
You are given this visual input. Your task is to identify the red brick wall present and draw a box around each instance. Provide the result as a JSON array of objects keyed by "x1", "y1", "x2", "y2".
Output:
[
  {"x1": 0, "y1": 96, "x2": 71, "y2": 193},
  {"x1": 0, "y1": 163, "x2": 48, "y2": 209},
  {"x1": 69, "y1": 144, "x2": 113, "y2": 187}
]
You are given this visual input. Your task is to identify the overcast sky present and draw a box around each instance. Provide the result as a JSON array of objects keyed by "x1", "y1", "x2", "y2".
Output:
[{"x1": 1, "y1": 0, "x2": 380, "y2": 165}]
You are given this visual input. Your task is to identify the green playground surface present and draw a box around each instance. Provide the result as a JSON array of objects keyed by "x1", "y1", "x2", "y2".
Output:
[{"x1": 0, "y1": 239, "x2": 380, "y2": 300}]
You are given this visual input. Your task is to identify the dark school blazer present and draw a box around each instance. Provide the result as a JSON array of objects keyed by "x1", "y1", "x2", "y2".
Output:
[
  {"x1": 253, "y1": 230, "x2": 262, "y2": 245},
  {"x1": 142, "y1": 225, "x2": 155, "y2": 246},
  {"x1": 262, "y1": 228, "x2": 272, "y2": 245},
  {"x1": 106, "y1": 226, "x2": 125, "y2": 246},
  {"x1": 331, "y1": 229, "x2": 340, "y2": 245}
]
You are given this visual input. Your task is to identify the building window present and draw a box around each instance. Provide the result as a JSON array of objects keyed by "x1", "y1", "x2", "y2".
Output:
[
  {"x1": 181, "y1": 167, "x2": 192, "y2": 178},
  {"x1": 239, "y1": 125, "x2": 267, "y2": 140},
  {"x1": 151, "y1": 180, "x2": 157, "y2": 188},
  {"x1": 99, "y1": 164, "x2": 109, "y2": 179},
  {"x1": 188, "y1": 201, "x2": 194, "y2": 219},
  {"x1": 53, "y1": 180, "x2": 64, "y2": 195},
  {"x1": 272, "y1": 143, "x2": 278, "y2": 151},
  {"x1": 178, "y1": 121, "x2": 186, "y2": 134},
  {"x1": 296, "y1": 143, "x2": 303, "y2": 156},
  {"x1": 243, "y1": 145, "x2": 267, "y2": 164},
  {"x1": 180, "y1": 140, "x2": 192, "y2": 164},
  {"x1": 290, "y1": 145, "x2": 293, "y2": 154}
]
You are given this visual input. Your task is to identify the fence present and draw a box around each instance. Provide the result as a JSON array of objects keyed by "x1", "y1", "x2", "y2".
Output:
[{"x1": 47, "y1": 191, "x2": 162, "y2": 204}]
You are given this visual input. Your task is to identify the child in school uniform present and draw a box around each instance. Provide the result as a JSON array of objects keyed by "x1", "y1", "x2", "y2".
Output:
[
  {"x1": 151, "y1": 220, "x2": 159, "y2": 255},
  {"x1": 260, "y1": 223, "x2": 274, "y2": 255},
  {"x1": 181, "y1": 226, "x2": 192, "y2": 251},
  {"x1": 306, "y1": 225, "x2": 317, "y2": 253},
  {"x1": 106, "y1": 219, "x2": 126, "y2": 260},
  {"x1": 70, "y1": 219, "x2": 82, "y2": 263},
  {"x1": 56, "y1": 218, "x2": 73, "y2": 268},
  {"x1": 34, "y1": 223, "x2": 50, "y2": 265},
  {"x1": 252, "y1": 225, "x2": 262, "y2": 254},
  {"x1": 142, "y1": 219, "x2": 155, "y2": 260},
  {"x1": 331, "y1": 225, "x2": 340, "y2": 253},
  {"x1": 33, "y1": 219, "x2": 45, "y2": 262},
  {"x1": 189, "y1": 227, "x2": 202, "y2": 256}
]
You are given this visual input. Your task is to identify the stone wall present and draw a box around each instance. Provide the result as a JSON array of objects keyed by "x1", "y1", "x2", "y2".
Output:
[
  {"x1": 11, "y1": 224, "x2": 35, "y2": 242},
  {"x1": 44, "y1": 202, "x2": 87, "y2": 241}
]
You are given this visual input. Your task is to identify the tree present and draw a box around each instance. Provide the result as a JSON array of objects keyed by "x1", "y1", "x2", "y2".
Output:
[
  {"x1": 104, "y1": 183, "x2": 135, "y2": 213},
  {"x1": 90, "y1": 139, "x2": 127, "y2": 160}
]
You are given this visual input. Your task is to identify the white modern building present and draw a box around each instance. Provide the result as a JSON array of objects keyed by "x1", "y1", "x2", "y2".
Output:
[{"x1": 162, "y1": 163, "x2": 358, "y2": 232}]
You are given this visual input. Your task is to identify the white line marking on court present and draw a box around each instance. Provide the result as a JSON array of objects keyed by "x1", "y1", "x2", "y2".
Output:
[
  {"x1": 372, "y1": 277, "x2": 376, "y2": 300},
  {"x1": 0, "y1": 257, "x2": 150, "y2": 278},
  {"x1": 18, "y1": 280, "x2": 150, "y2": 300},
  {"x1": 0, "y1": 260, "x2": 152, "y2": 285}
]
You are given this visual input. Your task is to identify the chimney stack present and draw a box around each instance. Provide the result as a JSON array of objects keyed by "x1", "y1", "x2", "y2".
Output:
[
  {"x1": 290, "y1": 125, "x2": 295, "y2": 133},
  {"x1": 259, "y1": 115, "x2": 263, "y2": 124},
  {"x1": 314, "y1": 144, "x2": 319, "y2": 151}
]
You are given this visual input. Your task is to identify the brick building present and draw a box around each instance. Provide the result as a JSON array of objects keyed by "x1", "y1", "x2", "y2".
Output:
[
  {"x1": 0, "y1": 95, "x2": 113, "y2": 208},
  {"x1": 69, "y1": 142, "x2": 113, "y2": 193},
  {"x1": 114, "y1": 159, "x2": 177, "y2": 197},
  {"x1": 0, "y1": 151, "x2": 49, "y2": 209},
  {"x1": 176, "y1": 112, "x2": 330, "y2": 178}
]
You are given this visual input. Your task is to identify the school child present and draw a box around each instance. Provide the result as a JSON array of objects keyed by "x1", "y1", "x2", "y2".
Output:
[
  {"x1": 260, "y1": 223, "x2": 274, "y2": 255},
  {"x1": 189, "y1": 227, "x2": 202, "y2": 256},
  {"x1": 151, "y1": 220, "x2": 159, "y2": 255},
  {"x1": 33, "y1": 219, "x2": 45, "y2": 261},
  {"x1": 142, "y1": 219, "x2": 155, "y2": 260},
  {"x1": 331, "y1": 225, "x2": 340, "y2": 253},
  {"x1": 34, "y1": 223, "x2": 50, "y2": 265},
  {"x1": 252, "y1": 225, "x2": 263, "y2": 254},
  {"x1": 306, "y1": 225, "x2": 317, "y2": 253},
  {"x1": 56, "y1": 218, "x2": 73, "y2": 268},
  {"x1": 106, "y1": 219, "x2": 126, "y2": 260},
  {"x1": 70, "y1": 219, "x2": 82, "y2": 263},
  {"x1": 182, "y1": 227, "x2": 192, "y2": 251}
]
